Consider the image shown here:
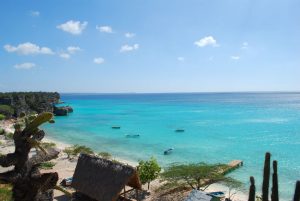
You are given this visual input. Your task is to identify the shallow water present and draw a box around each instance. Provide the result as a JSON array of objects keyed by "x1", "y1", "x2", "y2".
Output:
[{"x1": 43, "y1": 92, "x2": 300, "y2": 200}]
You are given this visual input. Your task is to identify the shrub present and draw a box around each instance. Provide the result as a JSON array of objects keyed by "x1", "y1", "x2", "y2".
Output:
[
  {"x1": 98, "y1": 152, "x2": 112, "y2": 159},
  {"x1": 0, "y1": 114, "x2": 5, "y2": 120},
  {"x1": 40, "y1": 142, "x2": 56, "y2": 149},
  {"x1": 0, "y1": 128, "x2": 5, "y2": 135},
  {"x1": 40, "y1": 162, "x2": 56, "y2": 170},
  {"x1": 0, "y1": 184, "x2": 12, "y2": 201},
  {"x1": 63, "y1": 144, "x2": 93, "y2": 159},
  {"x1": 138, "y1": 157, "x2": 161, "y2": 190},
  {"x1": 5, "y1": 133, "x2": 14, "y2": 140}
]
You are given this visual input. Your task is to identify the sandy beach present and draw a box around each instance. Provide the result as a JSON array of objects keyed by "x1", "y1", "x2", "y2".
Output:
[{"x1": 0, "y1": 120, "x2": 248, "y2": 201}]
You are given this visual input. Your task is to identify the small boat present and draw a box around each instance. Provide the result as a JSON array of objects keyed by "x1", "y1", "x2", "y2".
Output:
[
  {"x1": 112, "y1": 126, "x2": 121, "y2": 129},
  {"x1": 125, "y1": 134, "x2": 140, "y2": 138},
  {"x1": 175, "y1": 129, "x2": 184, "y2": 132},
  {"x1": 164, "y1": 148, "x2": 174, "y2": 155},
  {"x1": 207, "y1": 191, "x2": 225, "y2": 198}
]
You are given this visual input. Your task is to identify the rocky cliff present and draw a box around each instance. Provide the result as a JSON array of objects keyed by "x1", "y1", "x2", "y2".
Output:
[{"x1": 0, "y1": 92, "x2": 60, "y2": 117}]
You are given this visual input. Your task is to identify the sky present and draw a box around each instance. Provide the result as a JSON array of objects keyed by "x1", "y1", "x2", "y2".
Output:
[{"x1": 0, "y1": 0, "x2": 299, "y2": 93}]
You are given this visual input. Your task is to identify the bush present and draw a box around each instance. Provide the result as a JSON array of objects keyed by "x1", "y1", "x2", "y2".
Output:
[
  {"x1": 63, "y1": 144, "x2": 93, "y2": 159},
  {"x1": 0, "y1": 128, "x2": 5, "y2": 135},
  {"x1": 138, "y1": 157, "x2": 161, "y2": 190},
  {"x1": 5, "y1": 133, "x2": 14, "y2": 140},
  {"x1": 0, "y1": 184, "x2": 12, "y2": 201},
  {"x1": 40, "y1": 162, "x2": 56, "y2": 170},
  {"x1": 0, "y1": 114, "x2": 5, "y2": 120},
  {"x1": 98, "y1": 152, "x2": 112, "y2": 159},
  {"x1": 40, "y1": 142, "x2": 56, "y2": 149}
]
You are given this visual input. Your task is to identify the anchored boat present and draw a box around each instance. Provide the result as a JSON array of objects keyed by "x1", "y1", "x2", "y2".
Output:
[
  {"x1": 125, "y1": 134, "x2": 140, "y2": 138},
  {"x1": 164, "y1": 148, "x2": 174, "y2": 155}
]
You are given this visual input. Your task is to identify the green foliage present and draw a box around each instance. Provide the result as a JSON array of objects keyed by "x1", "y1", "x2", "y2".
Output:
[
  {"x1": 40, "y1": 142, "x2": 56, "y2": 149},
  {"x1": 161, "y1": 162, "x2": 231, "y2": 190},
  {"x1": 0, "y1": 105, "x2": 14, "y2": 117},
  {"x1": 63, "y1": 144, "x2": 93, "y2": 158},
  {"x1": 138, "y1": 157, "x2": 161, "y2": 189},
  {"x1": 98, "y1": 152, "x2": 112, "y2": 159},
  {"x1": 0, "y1": 128, "x2": 5, "y2": 135},
  {"x1": 5, "y1": 132, "x2": 14, "y2": 140},
  {"x1": 0, "y1": 114, "x2": 5, "y2": 120},
  {"x1": 39, "y1": 162, "x2": 56, "y2": 170},
  {"x1": 0, "y1": 184, "x2": 12, "y2": 201}
]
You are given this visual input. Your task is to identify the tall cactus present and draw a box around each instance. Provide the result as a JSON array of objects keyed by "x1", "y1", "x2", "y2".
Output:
[
  {"x1": 262, "y1": 152, "x2": 271, "y2": 201},
  {"x1": 248, "y1": 176, "x2": 256, "y2": 201},
  {"x1": 0, "y1": 112, "x2": 60, "y2": 201},
  {"x1": 271, "y1": 160, "x2": 279, "y2": 201},
  {"x1": 294, "y1": 181, "x2": 300, "y2": 201}
]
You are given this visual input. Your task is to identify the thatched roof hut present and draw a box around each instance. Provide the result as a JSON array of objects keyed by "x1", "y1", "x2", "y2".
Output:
[
  {"x1": 185, "y1": 190, "x2": 215, "y2": 201},
  {"x1": 71, "y1": 153, "x2": 142, "y2": 201}
]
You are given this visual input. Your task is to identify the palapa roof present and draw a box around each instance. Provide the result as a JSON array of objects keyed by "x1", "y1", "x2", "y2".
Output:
[
  {"x1": 185, "y1": 190, "x2": 214, "y2": 201},
  {"x1": 71, "y1": 153, "x2": 142, "y2": 201}
]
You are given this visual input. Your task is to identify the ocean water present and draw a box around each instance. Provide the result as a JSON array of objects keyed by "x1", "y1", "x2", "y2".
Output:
[{"x1": 43, "y1": 93, "x2": 300, "y2": 199}]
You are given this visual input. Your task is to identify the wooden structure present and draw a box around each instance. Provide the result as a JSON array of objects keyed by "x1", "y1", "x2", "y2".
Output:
[{"x1": 71, "y1": 154, "x2": 142, "y2": 201}]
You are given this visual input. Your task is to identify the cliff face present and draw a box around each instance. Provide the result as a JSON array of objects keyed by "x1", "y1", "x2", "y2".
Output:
[{"x1": 0, "y1": 92, "x2": 60, "y2": 117}]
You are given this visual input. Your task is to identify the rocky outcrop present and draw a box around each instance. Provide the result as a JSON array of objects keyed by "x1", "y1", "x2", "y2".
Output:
[
  {"x1": 0, "y1": 92, "x2": 60, "y2": 117},
  {"x1": 53, "y1": 105, "x2": 73, "y2": 116}
]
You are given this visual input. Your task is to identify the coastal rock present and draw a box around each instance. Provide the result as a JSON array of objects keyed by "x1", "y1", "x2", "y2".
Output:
[{"x1": 53, "y1": 106, "x2": 69, "y2": 116}]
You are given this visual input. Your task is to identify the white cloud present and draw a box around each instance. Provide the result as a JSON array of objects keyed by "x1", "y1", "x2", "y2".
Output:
[
  {"x1": 30, "y1": 11, "x2": 40, "y2": 17},
  {"x1": 125, "y1": 32, "x2": 135, "y2": 38},
  {"x1": 231, "y1": 56, "x2": 240, "y2": 60},
  {"x1": 14, "y1": 62, "x2": 36, "y2": 69},
  {"x1": 242, "y1": 42, "x2": 249, "y2": 49},
  {"x1": 57, "y1": 20, "x2": 88, "y2": 35},
  {"x1": 96, "y1": 25, "x2": 113, "y2": 33},
  {"x1": 194, "y1": 36, "x2": 218, "y2": 47},
  {"x1": 67, "y1": 46, "x2": 81, "y2": 54},
  {"x1": 4, "y1": 42, "x2": 54, "y2": 55},
  {"x1": 177, "y1": 57, "x2": 185, "y2": 62},
  {"x1": 59, "y1": 53, "x2": 70, "y2": 59},
  {"x1": 120, "y1": 44, "x2": 139, "y2": 52},
  {"x1": 94, "y1": 57, "x2": 104, "y2": 64}
]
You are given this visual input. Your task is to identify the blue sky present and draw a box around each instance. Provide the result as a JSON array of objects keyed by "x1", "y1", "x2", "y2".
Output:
[{"x1": 0, "y1": 0, "x2": 299, "y2": 93}]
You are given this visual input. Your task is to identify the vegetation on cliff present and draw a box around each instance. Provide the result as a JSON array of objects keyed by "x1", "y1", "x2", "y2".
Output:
[{"x1": 0, "y1": 92, "x2": 60, "y2": 117}]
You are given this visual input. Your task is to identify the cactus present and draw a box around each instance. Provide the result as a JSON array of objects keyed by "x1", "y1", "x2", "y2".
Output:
[
  {"x1": 0, "y1": 112, "x2": 60, "y2": 201},
  {"x1": 294, "y1": 181, "x2": 300, "y2": 201},
  {"x1": 248, "y1": 153, "x2": 300, "y2": 201},
  {"x1": 262, "y1": 152, "x2": 271, "y2": 201},
  {"x1": 271, "y1": 160, "x2": 279, "y2": 201},
  {"x1": 248, "y1": 176, "x2": 256, "y2": 201}
]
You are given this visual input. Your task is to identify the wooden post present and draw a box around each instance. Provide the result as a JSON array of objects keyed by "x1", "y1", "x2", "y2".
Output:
[
  {"x1": 124, "y1": 187, "x2": 126, "y2": 199},
  {"x1": 136, "y1": 189, "x2": 139, "y2": 201}
]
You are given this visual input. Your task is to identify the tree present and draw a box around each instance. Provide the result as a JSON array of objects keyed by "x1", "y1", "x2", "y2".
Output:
[
  {"x1": 0, "y1": 112, "x2": 62, "y2": 201},
  {"x1": 138, "y1": 157, "x2": 161, "y2": 190},
  {"x1": 160, "y1": 162, "x2": 235, "y2": 191},
  {"x1": 222, "y1": 177, "x2": 244, "y2": 201}
]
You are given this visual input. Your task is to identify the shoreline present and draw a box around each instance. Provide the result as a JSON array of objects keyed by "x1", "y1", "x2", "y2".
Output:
[{"x1": 0, "y1": 119, "x2": 248, "y2": 201}]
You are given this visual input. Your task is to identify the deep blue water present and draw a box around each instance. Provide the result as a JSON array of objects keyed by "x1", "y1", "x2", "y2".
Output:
[{"x1": 44, "y1": 92, "x2": 300, "y2": 199}]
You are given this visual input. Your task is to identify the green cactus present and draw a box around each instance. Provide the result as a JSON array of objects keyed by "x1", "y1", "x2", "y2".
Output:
[
  {"x1": 271, "y1": 160, "x2": 279, "y2": 201},
  {"x1": 294, "y1": 181, "x2": 300, "y2": 201},
  {"x1": 248, "y1": 176, "x2": 256, "y2": 201},
  {"x1": 262, "y1": 152, "x2": 271, "y2": 201}
]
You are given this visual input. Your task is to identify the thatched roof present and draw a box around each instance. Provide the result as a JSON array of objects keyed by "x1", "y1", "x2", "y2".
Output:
[
  {"x1": 71, "y1": 153, "x2": 142, "y2": 201},
  {"x1": 185, "y1": 190, "x2": 214, "y2": 201}
]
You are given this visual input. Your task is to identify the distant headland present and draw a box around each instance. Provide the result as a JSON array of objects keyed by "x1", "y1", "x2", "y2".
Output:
[{"x1": 0, "y1": 92, "x2": 73, "y2": 117}]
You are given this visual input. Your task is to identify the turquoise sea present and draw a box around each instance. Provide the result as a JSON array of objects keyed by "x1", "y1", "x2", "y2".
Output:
[{"x1": 44, "y1": 93, "x2": 300, "y2": 199}]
